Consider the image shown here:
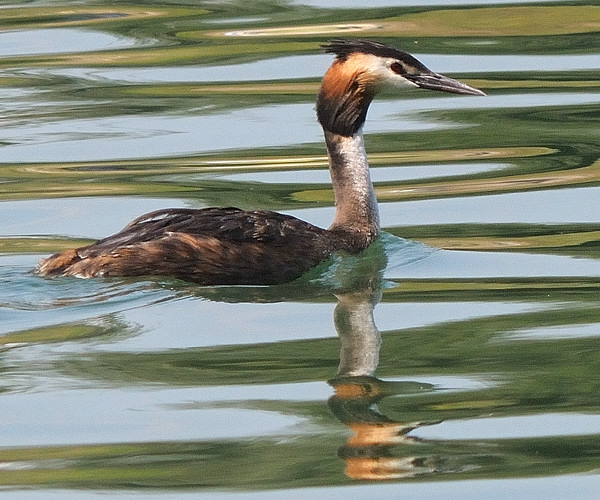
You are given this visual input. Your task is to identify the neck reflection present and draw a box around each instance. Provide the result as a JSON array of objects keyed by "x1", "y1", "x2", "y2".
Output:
[{"x1": 327, "y1": 248, "x2": 440, "y2": 480}]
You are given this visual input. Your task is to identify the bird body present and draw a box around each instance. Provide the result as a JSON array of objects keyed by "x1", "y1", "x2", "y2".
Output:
[
  {"x1": 36, "y1": 39, "x2": 484, "y2": 285},
  {"x1": 38, "y1": 207, "x2": 359, "y2": 284}
]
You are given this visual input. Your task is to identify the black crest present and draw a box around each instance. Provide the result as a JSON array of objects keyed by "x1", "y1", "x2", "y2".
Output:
[{"x1": 322, "y1": 39, "x2": 429, "y2": 72}]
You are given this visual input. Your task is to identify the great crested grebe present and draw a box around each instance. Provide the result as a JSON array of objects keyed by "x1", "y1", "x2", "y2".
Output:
[{"x1": 36, "y1": 39, "x2": 484, "y2": 285}]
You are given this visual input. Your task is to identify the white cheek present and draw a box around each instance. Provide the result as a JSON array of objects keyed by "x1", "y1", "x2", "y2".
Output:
[
  {"x1": 373, "y1": 57, "x2": 418, "y2": 89},
  {"x1": 389, "y1": 73, "x2": 418, "y2": 88}
]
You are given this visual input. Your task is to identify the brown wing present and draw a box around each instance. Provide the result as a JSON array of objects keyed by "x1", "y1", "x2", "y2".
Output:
[
  {"x1": 93, "y1": 207, "x2": 314, "y2": 247},
  {"x1": 37, "y1": 207, "x2": 337, "y2": 285}
]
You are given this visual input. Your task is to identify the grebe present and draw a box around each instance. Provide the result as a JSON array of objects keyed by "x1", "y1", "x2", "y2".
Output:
[{"x1": 36, "y1": 39, "x2": 484, "y2": 285}]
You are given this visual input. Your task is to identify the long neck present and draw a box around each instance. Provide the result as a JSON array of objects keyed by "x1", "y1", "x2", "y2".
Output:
[
  {"x1": 324, "y1": 129, "x2": 380, "y2": 249},
  {"x1": 334, "y1": 289, "x2": 382, "y2": 378}
]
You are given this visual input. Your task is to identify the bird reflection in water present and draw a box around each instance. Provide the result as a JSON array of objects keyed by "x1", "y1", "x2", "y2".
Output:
[
  {"x1": 194, "y1": 234, "x2": 444, "y2": 481},
  {"x1": 326, "y1": 242, "x2": 442, "y2": 481}
]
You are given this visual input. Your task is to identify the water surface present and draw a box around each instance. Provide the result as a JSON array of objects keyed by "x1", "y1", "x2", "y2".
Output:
[{"x1": 0, "y1": 0, "x2": 599, "y2": 498}]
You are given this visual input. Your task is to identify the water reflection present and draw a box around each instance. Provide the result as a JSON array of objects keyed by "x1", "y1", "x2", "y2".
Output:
[
  {"x1": 326, "y1": 266, "x2": 600, "y2": 482},
  {"x1": 2, "y1": 233, "x2": 600, "y2": 488},
  {"x1": 327, "y1": 244, "x2": 441, "y2": 480},
  {"x1": 0, "y1": 29, "x2": 137, "y2": 56},
  {"x1": 1, "y1": 0, "x2": 599, "y2": 495}
]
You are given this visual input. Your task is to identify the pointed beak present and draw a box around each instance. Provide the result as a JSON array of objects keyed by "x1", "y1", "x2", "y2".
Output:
[{"x1": 407, "y1": 71, "x2": 486, "y2": 96}]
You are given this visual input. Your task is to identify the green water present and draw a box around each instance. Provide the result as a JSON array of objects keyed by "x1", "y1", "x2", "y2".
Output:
[{"x1": 1, "y1": 1, "x2": 600, "y2": 498}]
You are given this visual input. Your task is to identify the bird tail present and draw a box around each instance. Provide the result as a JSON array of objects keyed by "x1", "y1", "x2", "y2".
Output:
[{"x1": 35, "y1": 249, "x2": 81, "y2": 277}]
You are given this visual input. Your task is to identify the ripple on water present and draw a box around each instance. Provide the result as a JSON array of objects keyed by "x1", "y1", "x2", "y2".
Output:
[
  {"x1": 0, "y1": 28, "x2": 139, "y2": 57},
  {"x1": 0, "y1": 255, "x2": 176, "y2": 338},
  {"x1": 0, "y1": 2, "x2": 599, "y2": 494},
  {"x1": 414, "y1": 413, "x2": 600, "y2": 440}
]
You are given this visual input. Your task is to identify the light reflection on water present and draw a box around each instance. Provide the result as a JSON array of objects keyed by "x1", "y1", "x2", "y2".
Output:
[
  {"x1": 3, "y1": 477, "x2": 600, "y2": 500},
  {"x1": 36, "y1": 52, "x2": 600, "y2": 84},
  {"x1": 0, "y1": 383, "x2": 309, "y2": 447},
  {"x1": 295, "y1": 0, "x2": 569, "y2": 6},
  {"x1": 219, "y1": 162, "x2": 510, "y2": 183},
  {"x1": 380, "y1": 187, "x2": 600, "y2": 225},
  {"x1": 0, "y1": 28, "x2": 138, "y2": 56},
  {"x1": 415, "y1": 413, "x2": 600, "y2": 440},
  {"x1": 2, "y1": 93, "x2": 599, "y2": 162},
  {"x1": 0, "y1": 0, "x2": 599, "y2": 496},
  {"x1": 0, "y1": 197, "x2": 190, "y2": 238}
]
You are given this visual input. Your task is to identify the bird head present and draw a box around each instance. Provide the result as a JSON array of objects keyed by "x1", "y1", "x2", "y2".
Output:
[{"x1": 317, "y1": 39, "x2": 485, "y2": 137}]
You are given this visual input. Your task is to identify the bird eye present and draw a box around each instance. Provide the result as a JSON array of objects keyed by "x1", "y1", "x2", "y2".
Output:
[{"x1": 390, "y1": 61, "x2": 405, "y2": 75}]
